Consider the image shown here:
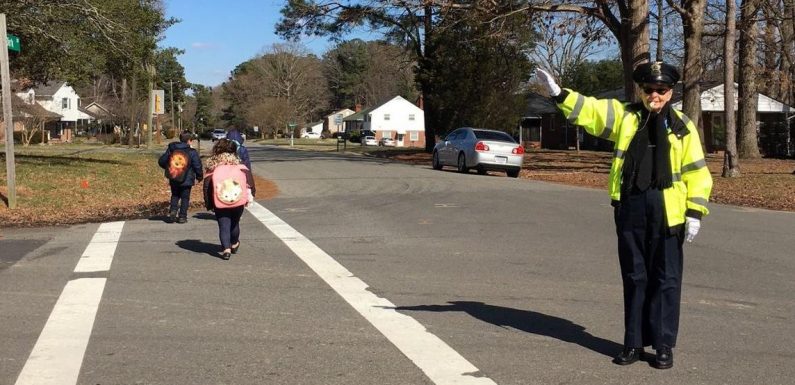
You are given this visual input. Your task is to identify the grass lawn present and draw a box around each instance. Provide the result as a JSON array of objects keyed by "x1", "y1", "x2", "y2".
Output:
[{"x1": 0, "y1": 144, "x2": 276, "y2": 228}]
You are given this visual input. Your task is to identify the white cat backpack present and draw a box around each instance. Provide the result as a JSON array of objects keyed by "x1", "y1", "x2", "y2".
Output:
[{"x1": 211, "y1": 164, "x2": 249, "y2": 209}]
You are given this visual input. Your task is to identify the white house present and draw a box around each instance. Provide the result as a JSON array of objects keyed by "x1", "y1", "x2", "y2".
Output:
[
  {"x1": 671, "y1": 83, "x2": 794, "y2": 155},
  {"x1": 671, "y1": 83, "x2": 794, "y2": 113},
  {"x1": 16, "y1": 81, "x2": 93, "y2": 142},
  {"x1": 324, "y1": 108, "x2": 354, "y2": 134},
  {"x1": 362, "y1": 95, "x2": 425, "y2": 148},
  {"x1": 302, "y1": 121, "x2": 324, "y2": 136}
]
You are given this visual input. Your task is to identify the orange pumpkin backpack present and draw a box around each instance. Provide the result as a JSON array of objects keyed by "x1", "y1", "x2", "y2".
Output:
[{"x1": 165, "y1": 148, "x2": 191, "y2": 183}]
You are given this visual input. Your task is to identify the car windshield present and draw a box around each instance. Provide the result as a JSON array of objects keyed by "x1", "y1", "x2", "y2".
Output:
[{"x1": 473, "y1": 130, "x2": 515, "y2": 143}]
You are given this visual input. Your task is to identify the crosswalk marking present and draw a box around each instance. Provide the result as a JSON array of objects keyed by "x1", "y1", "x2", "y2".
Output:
[
  {"x1": 247, "y1": 202, "x2": 497, "y2": 385},
  {"x1": 74, "y1": 221, "x2": 125, "y2": 273},
  {"x1": 15, "y1": 221, "x2": 124, "y2": 385}
]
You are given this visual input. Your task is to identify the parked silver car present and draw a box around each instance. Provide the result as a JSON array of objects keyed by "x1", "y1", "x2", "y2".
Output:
[
  {"x1": 432, "y1": 127, "x2": 525, "y2": 178},
  {"x1": 211, "y1": 129, "x2": 226, "y2": 141}
]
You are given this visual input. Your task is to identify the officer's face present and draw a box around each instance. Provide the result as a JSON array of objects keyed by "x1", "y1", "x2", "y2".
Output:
[{"x1": 637, "y1": 83, "x2": 673, "y2": 113}]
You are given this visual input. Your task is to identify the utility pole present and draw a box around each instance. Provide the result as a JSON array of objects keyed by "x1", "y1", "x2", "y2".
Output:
[
  {"x1": 145, "y1": 63, "x2": 155, "y2": 146},
  {"x1": 1, "y1": 14, "x2": 17, "y2": 208},
  {"x1": 169, "y1": 80, "x2": 175, "y2": 134}
]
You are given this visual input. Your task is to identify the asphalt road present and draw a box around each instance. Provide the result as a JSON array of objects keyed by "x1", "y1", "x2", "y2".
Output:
[{"x1": 1, "y1": 144, "x2": 793, "y2": 385}]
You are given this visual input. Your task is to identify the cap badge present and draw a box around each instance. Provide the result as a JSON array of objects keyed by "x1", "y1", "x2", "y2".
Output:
[{"x1": 651, "y1": 62, "x2": 662, "y2": 76}]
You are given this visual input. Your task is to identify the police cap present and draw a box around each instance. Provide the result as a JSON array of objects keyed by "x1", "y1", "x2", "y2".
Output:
[{"x1": 632, "y1": 61, "x2": 680, "y2": 85}]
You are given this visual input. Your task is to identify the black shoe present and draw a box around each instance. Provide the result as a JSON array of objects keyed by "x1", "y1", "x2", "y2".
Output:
[
  {"x1": 168, "y1": 210, "x2": 178, "y2": 223},
  {"x1": 652, "y1": 347, "x2": 673, "y2": 369},
  {"x1": 221, "y1": 252, "x2": 231, "y2": 260},
  {"x1": 613, "y1": 347, "x2": 644, "y2": 365},
  {"x1": 177, "y1": 217, "x2": 187, "y2": 224},
  {"x1": 231, "y1": 243, "x2": 240, "y2": 254}
]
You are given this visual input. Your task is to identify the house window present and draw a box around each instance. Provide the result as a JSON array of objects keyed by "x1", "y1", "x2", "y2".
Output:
[
  {"x1": 409, "y1": 114, "x2": 415, "y2": 121},
  {"x1": 62, "y1": 98, "x2": 71, "y2": 109},
  {"x1": 410, "y1": 131, "x2": 419, "y2": 141},
  {"x1": 384, "y1": 113, "x2": 390, "y2": 121}
]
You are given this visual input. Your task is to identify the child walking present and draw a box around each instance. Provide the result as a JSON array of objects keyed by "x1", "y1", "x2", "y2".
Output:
[
  {"x1": 203, "y1": 139, "x2": 256, "y2": 260},
  {"x1": 158, "y1": 131, "x2": 203, "y2": 223}
]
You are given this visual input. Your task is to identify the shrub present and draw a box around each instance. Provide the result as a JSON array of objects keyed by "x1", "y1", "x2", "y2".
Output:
[{"x1": 12, "y1": 131, "x2": 48, "y2": 145}]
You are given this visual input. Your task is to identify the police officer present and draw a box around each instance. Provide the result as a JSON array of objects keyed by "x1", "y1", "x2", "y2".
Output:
[{"x1": 535, "y1": 62, "x2": 713, "y2": 369}]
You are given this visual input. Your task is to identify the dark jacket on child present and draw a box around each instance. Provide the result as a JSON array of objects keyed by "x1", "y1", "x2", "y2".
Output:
[{"x1": 158, "y1": 141, "x2": 203, "y2": 187}]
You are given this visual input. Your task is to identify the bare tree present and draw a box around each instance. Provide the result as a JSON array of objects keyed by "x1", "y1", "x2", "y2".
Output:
[
  {"x1": 723, "y1": 0, "x2": 741, "y2": 177},
  {"x1": 667, "y1": 0, "x2": 708, "y2": 139},
  {"x1": 528, "y1": 14, "x2": 613, "y2": 82},
  {"x1": 738, "y1": 0, "x2": 763, "y2": 158}
]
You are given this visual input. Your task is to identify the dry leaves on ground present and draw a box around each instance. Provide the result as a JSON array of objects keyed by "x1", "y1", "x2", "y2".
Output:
[{"x1": 384, "y1": 149, "x2": 795, "y2": 212}]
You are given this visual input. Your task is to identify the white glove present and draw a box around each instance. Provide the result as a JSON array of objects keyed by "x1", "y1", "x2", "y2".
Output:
[
  {"x1": 246, "y1": 188, "x2": 254, "y2": 207},
  {"x1": 685, "y1": 217, "x2": 701, "y2": 242},
  {"x1": 535, "y1": 68, "x2": 561, "y2": 97}
]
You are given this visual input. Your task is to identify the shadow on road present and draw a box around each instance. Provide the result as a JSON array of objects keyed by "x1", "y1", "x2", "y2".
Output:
[
  {"x1": 175, "y1": 239, "x2": 225, "y2": 259},
  {"x1": 394, "y1": 301, "x2": 621, "y2": 358}
]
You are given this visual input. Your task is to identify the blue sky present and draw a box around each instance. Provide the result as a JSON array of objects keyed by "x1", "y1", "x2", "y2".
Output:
[{"x1": 159, "y1": 0, "x2": 336, "y2": 87}]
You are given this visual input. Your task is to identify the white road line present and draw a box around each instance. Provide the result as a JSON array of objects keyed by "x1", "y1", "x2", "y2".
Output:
[
  {"x1": 74, "y1": 221, "x2": 124, "y2": 273},
  {"x1": 14, "y1": 278, "x2": 107, "y2": 385},
  {"x1": 16, "y1": 221, "x2": 124, "y2": 385},
  {"x1": 247, "y1": 202, "x2": 497, "y2": 385}
]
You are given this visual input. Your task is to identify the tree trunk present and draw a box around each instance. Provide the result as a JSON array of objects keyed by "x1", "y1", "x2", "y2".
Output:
[
  {"x1": 738, "y1": 0, "x2": 762, "y2": 158},
  {"x1": 127, "y1": 77, "x2": 137, "y2": 148},
  {"x1": 781, "y1": 0, "x2": 795, "y2": 106},
  {"x1": 723, "y1": 0, "x2": 740, "y2": 177},
  {"x1": 680, "y1": 0, "x2": 707, "y2": 149},
  {"x1": 620, "y1": 0, "x2": 651, "y2": 101},
  {"x1": 422, "y1": 3, "x2": 437, "y2": 153}
]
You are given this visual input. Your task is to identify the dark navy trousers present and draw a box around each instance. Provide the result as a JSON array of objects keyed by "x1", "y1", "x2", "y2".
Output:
[
  {"x1": 614, "y1": 187, "x2": 684, "y2": 350},
  {"x1": 169, "y1": 184, "x2": 192, "y2": 218},
  {"x1": 215, "y1": 206, "x2": 245, "y2": 250}
]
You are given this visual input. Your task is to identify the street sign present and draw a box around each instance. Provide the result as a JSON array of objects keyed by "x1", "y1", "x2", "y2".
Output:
[
  {"x1": 288, "y1": 123, "x2": 296, "y2": 128},
  {"x1": 6, "y1": 34, "x2": 19, "y2": 52},
  {"x1": 151, "y1": 90, "x2": 165, "y2": 115}
]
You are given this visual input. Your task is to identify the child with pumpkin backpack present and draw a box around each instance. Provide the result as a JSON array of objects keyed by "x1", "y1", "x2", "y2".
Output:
[
  {"x1": 158, "y1": 131, "x2": 203, "y2": 223},
  {"x1": 203, "y1": 138, "x2": 256, "y2": 260}
]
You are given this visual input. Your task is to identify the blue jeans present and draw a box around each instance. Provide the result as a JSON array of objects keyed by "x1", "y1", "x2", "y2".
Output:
[
  {"x1": 169, "y1": 184, "x2": 192, "y2": 218},
  {"x1": 215, "y1": 206, "x2": 245, "y2": 250}
]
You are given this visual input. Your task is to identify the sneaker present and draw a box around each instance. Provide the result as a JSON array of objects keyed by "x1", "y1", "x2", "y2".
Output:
[
  {"x1": 221, "y1": 251, "x2": 231, "y2": 260},
  {"x1": 168, "y1": 210, "x2": 178, "y2": 223},
  {"x1": 177, "y1": 217, "x2": 187, "y2": 224}
]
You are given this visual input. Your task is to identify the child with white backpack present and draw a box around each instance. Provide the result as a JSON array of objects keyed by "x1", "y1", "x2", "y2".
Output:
[{"x1": 203, "y1": 139, "x2": 256, "y2": 260}]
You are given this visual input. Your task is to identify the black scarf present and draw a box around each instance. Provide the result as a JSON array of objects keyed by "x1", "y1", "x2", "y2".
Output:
[{"x1": 624, "y1": 104, "x2": 673, "y2": 191}]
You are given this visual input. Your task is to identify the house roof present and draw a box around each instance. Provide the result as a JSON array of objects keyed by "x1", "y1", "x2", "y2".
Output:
[
  {"x1": 29, "y1": 81, "x2": 67, "y2": 97},
  {"x1": 325, "y1": 108, "x2": 354, "y2": 118},
  {"x1": 343, "y1": 95, "x2": 422, "y2": 121},
  {"x1": 10, "y1": 95, "x2": 62, "y2": 120},
  {"x1": 524, "y1": 92, "x2": 559, "y2": 117},
  {"x1": 343, "y1": 106, "x2": 373, "y2": 121},
  {"x1": 80, "y1": 101, "x2": 114, "y2": 118}
]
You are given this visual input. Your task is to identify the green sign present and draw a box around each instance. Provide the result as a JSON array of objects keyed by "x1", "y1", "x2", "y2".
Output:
[
  {"x1": 288, "y1": 123, "x2": 296, "y2": 128},
  {"x1": 7, "y1": 34, "x2": 20, "y2": 52}
]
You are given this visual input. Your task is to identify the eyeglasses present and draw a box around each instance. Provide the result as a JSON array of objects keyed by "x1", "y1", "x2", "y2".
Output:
[{"x1": 643, "y1": 87, "x2": 671, "y2": 95}]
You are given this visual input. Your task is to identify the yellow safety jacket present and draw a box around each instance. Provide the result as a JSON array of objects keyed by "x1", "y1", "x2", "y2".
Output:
[{"x1": 556, "y1": 89, "x2": 713, "y2": 229}]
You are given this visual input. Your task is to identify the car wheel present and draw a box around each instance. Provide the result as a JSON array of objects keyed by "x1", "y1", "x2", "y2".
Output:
[
  {"x1": 457, "y1": 153, "x2": 468, "y2": 173},
  {"x1": 506, "y1": 169, "x2": 520, "y2": 178},
  {"x1": 432, "y1": 152, "x2": 443, "y2": 170}
]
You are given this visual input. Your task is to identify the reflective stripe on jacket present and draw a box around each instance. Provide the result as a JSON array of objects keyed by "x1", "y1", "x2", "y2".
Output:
[{"x1": 556, "y1": 89, "x2": 713, "y2": 228}]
